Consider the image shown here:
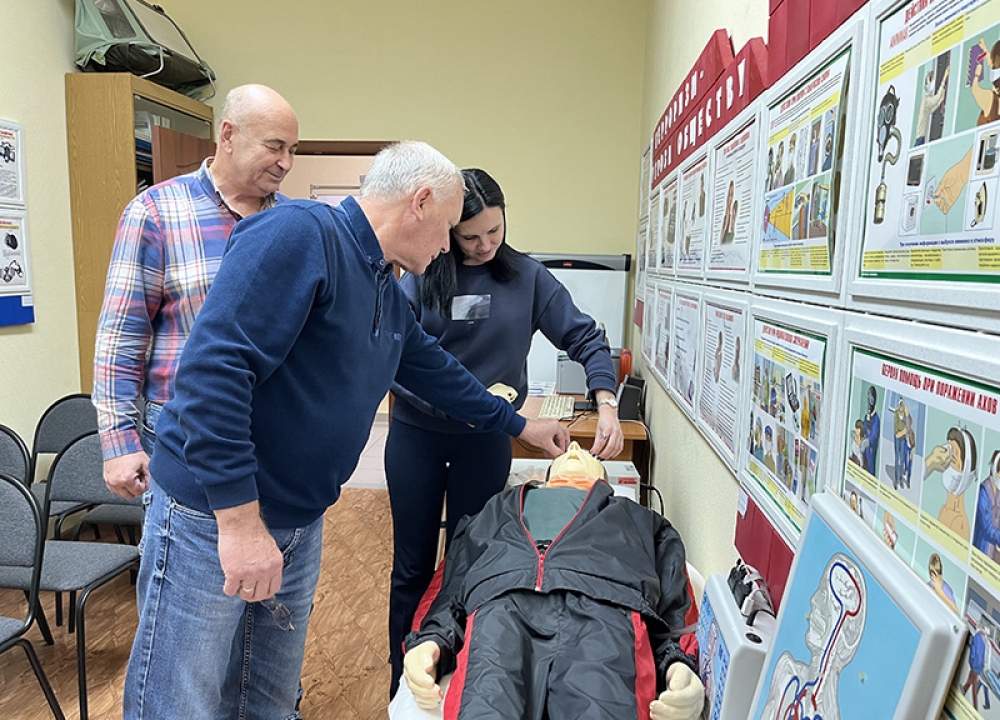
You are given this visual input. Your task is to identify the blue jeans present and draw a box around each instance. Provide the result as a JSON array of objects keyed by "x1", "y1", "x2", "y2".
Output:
[{"x1": 124, "y1": 481, "x2": 322, "y2": 719}]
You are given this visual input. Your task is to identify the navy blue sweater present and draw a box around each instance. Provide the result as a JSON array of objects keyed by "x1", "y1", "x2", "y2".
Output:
[
  {"x1": 150, "y1": 198, "x2": 523, "y2": 528},
  {"x1": 391, "y1": 254, "x2": 617, "y2": 434}
]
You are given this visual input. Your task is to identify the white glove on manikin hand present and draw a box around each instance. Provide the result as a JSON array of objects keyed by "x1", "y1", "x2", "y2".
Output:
[
  {"x1": 650, "y1": 662, "x2": 706, "y2": 720},
  {"x1": 403, "y1": 640, "x2": 443, "y2": 709}
]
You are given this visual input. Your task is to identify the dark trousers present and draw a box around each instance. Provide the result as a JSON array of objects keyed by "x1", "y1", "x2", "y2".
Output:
[{"x1": 384, "y1": 419, "x2": 512, "y2": 697}]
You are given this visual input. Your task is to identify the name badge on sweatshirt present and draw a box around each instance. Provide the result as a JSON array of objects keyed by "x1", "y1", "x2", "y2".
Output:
[{"x1": 451, "y1": 294, "x2": 491, "y2": 320}]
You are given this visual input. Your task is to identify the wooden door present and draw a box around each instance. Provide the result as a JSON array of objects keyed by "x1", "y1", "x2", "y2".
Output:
[{"x1": 152, "y1": 125, "x2": 216, "y2": 184}]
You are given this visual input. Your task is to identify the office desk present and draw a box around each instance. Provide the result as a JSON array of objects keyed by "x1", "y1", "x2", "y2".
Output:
[{"x1": 513, "y1": 396, "x2": 649, "y2": 470}]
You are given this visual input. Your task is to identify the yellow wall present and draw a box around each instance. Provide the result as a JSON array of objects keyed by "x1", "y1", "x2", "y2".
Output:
[
  {"x1": 166, "y1": 0, "x2": 649, "y2": 257},
  {"x1": 0, "y1": 0, "x2": 647, "y2": 443},
  {"x1": 0, "y1": 3, "x2": 81, "y2": 442},
  {"x1": 636, "y1": 0, "x2": 769, "y2": 579}
]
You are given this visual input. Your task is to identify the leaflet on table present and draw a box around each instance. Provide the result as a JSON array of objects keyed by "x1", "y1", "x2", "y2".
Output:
[
  {"x1": 760, "y1": 49, "x2": 851, "y2": 275},
  {"x1": 747, "y1": 319, "x2": 828, "y2": 532},
  {"x1": 862, "y1": 0, "x2": 1000, "y2": 282},
  {"x1": 698, "y1": 301, "x2": 746, "y2": 455},
  {"x1": 710, "y1": 118, "x2": 758, "y2": 273},
  {"x1": 670, "y1": 293, "x2": 701, "y2": 411},
  {"x1": 844, "y1": 346, "x2": 1000, "y2": 720}
]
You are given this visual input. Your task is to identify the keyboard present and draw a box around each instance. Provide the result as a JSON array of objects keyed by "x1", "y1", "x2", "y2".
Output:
[{"x1": 538, "y1": 394, "x2": 576, "y2": 419}]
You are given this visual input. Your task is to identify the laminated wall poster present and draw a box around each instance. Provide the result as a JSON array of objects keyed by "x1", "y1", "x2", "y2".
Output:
[
  {"x1": 840, "y1": 316, "x2": 1000, "y2": 720},
  {"x1": 708, "y1": 109, "x2": 761, "y2": 280},
  {"x1": 745, "y1": 305, "x2": 839, "y2": 540},
  {"x1": 761, "y1": 48, "x2": 851, "y2": 278},
  {"x1": 658, "y1": 175, "x2": 679, "y2": 273},
  {"x1": 862, "y1": 0, "x2": 1000, "y2": 283},
  {"x1": 851, "y1": 0, "x2": 1000, "y2": 334},
  {"x1": 654, "y1": 283, "x2": 673, "y2": 386},
  {"x1": 697, "y1": 291, "x2": 748, "y2": 471},
  {"x1": 670, "y1": 290, "x2": 701, "y2": 416},
  {"x1": 678, "y1": 152, "x2": 710, "y2": 277}
]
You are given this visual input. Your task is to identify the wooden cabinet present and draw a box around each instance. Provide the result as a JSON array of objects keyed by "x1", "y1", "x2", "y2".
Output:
[{"x1": 65, "y1": 73, "x2": 214, "y2": 391}]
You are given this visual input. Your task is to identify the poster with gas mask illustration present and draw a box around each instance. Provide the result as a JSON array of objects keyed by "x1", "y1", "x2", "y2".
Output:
[
  {"x1": 861, "y1": 0, "x2": 1000, "y2": 283},
  {"x1": 0, "y1": 210, "x2": 30, "y2": 296}
]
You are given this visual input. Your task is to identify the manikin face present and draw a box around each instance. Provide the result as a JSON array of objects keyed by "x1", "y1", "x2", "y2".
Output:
[
  {"x1": 549, "y1": 441, "x2": 605, "y2": 480},
  {"x1": 454, "y1": 205, "x2": 505, "y2": 266}
]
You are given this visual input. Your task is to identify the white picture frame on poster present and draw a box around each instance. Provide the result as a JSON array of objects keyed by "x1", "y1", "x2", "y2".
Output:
[
  {"x1": 695, "y1": 288, "x2": 750, "y2": 475},
  {"x1": 706, "y1": 102, "x2": 764, "y2": 288},
  {"x1": 676, "y1": 149, "x2": 711, "y2": 281},
  {"x1": 742, "y1": 296, "x2": 846, "y2": 547},
  {"x1": 753, "y1": 11, "x2": 871, "y2": 306},
  {"x1": 0, "y1": 208, "x2": 32, "y2": 297},
  {"x1": 635, "y1": 218, "x2": 649, "y2": 297},
  {"x1": 667, "y1": 284, "x2": 702, "y2": 421},
  {"x1": 846, "y1": 0, "x2": 1000, "y2": 335},
  {"x1": 640, "y1": 281, "x2": 659, "y2": 369},
  {"x1": 836, "y1": 313, "x2": 1000, "y2": 720},
  {"x1": 656, "y1": 171, "x2": 680, "y2": 276},
  {"x1": 0, "y1": 119, "x2": 26, "y2": 208}
]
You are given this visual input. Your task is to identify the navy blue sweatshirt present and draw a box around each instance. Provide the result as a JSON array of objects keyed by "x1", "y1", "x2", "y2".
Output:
[
  {"x1": 149, "y1": 198, "x2": 523, "y2": 528},
  {"x1": 391, "y1": 253, "x2": 617, "y2": 434}
]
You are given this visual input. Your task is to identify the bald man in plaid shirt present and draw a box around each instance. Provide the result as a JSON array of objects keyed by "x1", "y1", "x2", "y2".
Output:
[{"x1": 94, "y1": 84, "x2": 299, "y2": 500}]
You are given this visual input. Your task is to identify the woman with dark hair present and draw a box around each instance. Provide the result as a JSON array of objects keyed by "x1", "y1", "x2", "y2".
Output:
[{"x1": 384, "y1": 168, "x2": 623, "y2": 696}]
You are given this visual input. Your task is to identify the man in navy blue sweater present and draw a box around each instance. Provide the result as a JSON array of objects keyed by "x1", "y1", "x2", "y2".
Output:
[{"x1": 122, "y1": 141, "x2": 570, "y2": 720}]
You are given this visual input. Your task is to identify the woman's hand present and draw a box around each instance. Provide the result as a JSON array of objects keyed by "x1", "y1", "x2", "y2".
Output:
[{"x1": 590, "y1": 391, "x2": 624, "y2": 460}]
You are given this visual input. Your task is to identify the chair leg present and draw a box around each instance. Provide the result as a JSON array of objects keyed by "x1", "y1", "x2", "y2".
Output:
[
  {"x1": 54, "y1": 592, "x2": 63, "y2": 627},
  {"x1": 23, "y1": 591, "x2": 54, "y2": 645},
  {"x1": 67, "y1": 590, "x2": 76, "y2": 634},
  {"x1": 16, "y1": 638, "x2": 67, "y2": 720},
  {"x1": 113, "y1": 525, "x2": 126, "y2": 544},
  {"x1": 127, "y1": 524, "x2": 138, "y2": 545}
]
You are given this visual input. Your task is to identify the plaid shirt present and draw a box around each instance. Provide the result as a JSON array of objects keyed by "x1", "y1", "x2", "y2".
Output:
[{"x1": 93, "y1": 160, "x2": 280, "y2": 460}]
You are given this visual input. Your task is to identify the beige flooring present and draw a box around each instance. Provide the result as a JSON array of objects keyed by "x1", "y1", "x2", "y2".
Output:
[{"x1": 0, "y1": 418, "x2": 394, "y2": 720}]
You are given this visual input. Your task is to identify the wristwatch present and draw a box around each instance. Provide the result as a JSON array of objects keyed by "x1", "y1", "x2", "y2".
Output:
[{"x1": 597, "y1": 396, "x2": 618, "y2": 409}]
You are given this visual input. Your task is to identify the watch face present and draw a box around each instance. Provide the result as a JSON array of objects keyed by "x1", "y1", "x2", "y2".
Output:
[{"x1": 601, "y1": 398, "x2": 618, "y2": 408}]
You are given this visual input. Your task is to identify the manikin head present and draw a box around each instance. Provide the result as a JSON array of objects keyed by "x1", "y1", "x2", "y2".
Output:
[{"x1": 547, "y1": 442, "x2": 607, "y2": 489}]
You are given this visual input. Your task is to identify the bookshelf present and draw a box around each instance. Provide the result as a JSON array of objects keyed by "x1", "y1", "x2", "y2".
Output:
[{"x1": 65, "y1": 73, "x2": 214, "y2": 391}]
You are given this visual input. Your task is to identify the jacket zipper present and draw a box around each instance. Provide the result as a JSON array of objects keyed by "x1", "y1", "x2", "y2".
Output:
[{"x1": 520, "y1": 482, "x2": 599, "y2": 592}]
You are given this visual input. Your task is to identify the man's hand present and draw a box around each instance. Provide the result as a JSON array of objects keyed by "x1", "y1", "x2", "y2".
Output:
[
  {"x1": 403, "y1": 640, "x2": 443, "y2": 709},
  {"x1": 590, "y1": 392, "x2": 624, "y2": 460},
  {"x1": 518, "y1": 418, "x2": 570, "y2": 457},
  {"x1": 934, "y1": 147, "x2": 973, "y2": 215},
  {"x1": 103, "y1": 451, "x2": 150, "y2": 499},
  {"x1": 216, "y1": 502, "x2": 284, "y2": 602},
  {"x1": 650, "y1": 663, "x2": 705, "y2": 720}
]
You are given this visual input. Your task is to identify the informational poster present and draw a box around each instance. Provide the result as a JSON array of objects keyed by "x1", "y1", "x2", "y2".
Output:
[
  {"x1": 670, "y1": 292, "x2": 701, "y2": 411},
  {"x1": 654, "y1": 284, "x2": 672, "y2": 384},
  {"x1": 843, "y1": 347, "x2": 1000, "y2": 720},
  {"x1": 0, "y1": 210, "x2": 30, "y2": 295},
  {"x1": 639, "y1": 141, "x2": 652, "y2": 222},
  {"x1": 636, "y1": 219, "x2": 649, "y2": 293},
  {"x1": 698, "y1": 300, "x2": 746, "y2": 459},
  {"x1": 641, "y1": 286, "x2": 657, "y2": 366},
  {"x1": 747, "y1": 319, "x2": 828, "y2": 532},
  {"x1": 710, "y1": 118, "x2": 759, "y2": 274},
  {"x1": 862, "y1": 0, "x2": 1000, "y2": 282},
  {"x1": 0, "y1": 120, "x2": 25, "y2": 206},
  {"x1": 678, "y1": 153, "x2": 709, "y2": 274},
  {"x1": 761, "y1": 49, "x2": 851, "y2": 275},
  {"x1": 658, "y1": 176, "x2": 679, "y2": 272},
  {"x1": 650, "y1": 187, "x2": 663, "y2": 275}
]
